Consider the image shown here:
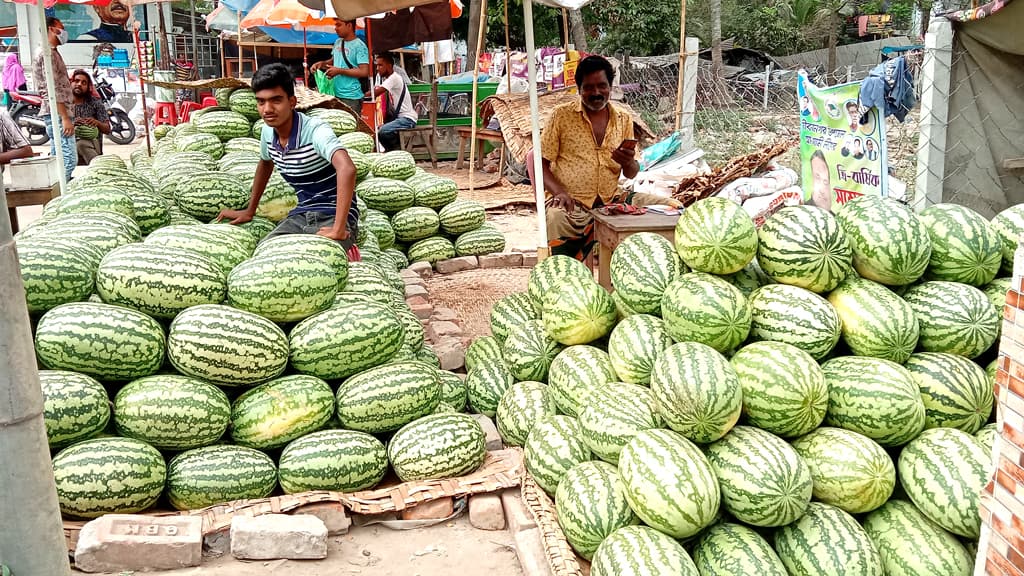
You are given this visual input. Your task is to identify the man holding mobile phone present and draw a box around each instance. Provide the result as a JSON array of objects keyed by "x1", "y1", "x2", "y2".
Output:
[{"x1": 528, "y1": 55, "x2": 680, "y2": 260}]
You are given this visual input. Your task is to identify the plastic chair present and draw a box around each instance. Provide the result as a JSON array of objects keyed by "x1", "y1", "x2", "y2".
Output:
[
  {"x1": 201, "y1": 96, "x2": 218, "y2": 108},
  {"x1": 179, "y1": 101, "x2": 201, "y2": 122},
  {"x1": 153, "y1": 102, "x2": 178, "y2": 126}
]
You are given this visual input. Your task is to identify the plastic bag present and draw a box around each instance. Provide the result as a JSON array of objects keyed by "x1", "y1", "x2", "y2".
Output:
[{"x1": 314, "y1": 70, "x2": 332, "y2": 95}]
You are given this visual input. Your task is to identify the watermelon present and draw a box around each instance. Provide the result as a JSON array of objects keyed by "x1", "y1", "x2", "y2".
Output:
[
  {"x1": 731, "y1": 341, "x2": 828, "y2": 437},
  {"x1": 465, "y1": 360, "x2": 514, "y2": 417},
  {"x1": 289, "y1": 301, "x2": 404, "y2": 380},
  {"x1": 356, "y1": 177, "x2": 415, "y2": 213},
  {"x1": 489, "y1": 292, "x2": 540, "y2": 342},
  {"x1": 524, "y1": 415, "x2": 592, "y2": 495},
  {"x1": 578, "y1": 382, "x2": 662, "y2": 464},
  {"x1": 278, "y1": 429, "x2": 388, "y2": 493},
  {"x1": 606, "y1": 314, "x2": 674, "y2": 385},
  {"x1": 527, "y1": 254, "x2": 593, "y2": 308},
  {"x1": 465, "y1": 335, "x2": 505, "y2": 371},
  {"x1": 834, "y1": 194, "x2": 932, "y2": 285},
  {"x1": 904, "y1": 352, "x2": 992, "y2": 434},
  {"x1": 976, "y1": 422, "x2": 997, "y2": 455},
  {"x1": 827, "y1": 276, "x2": 920, "y2": 363},
  {"x1": 502, "y1": 319, "x2": 564, "y2": 381},
  {"x1": 230, "y1": 375, "x2": 335, "y2": 449},
  {"x1": 757, "y1": 205, "x2": 852, "y2": 293},
  {"x1": 555, "y1": 461, "x2": 638, "y2": 560},
  {"x1": 52, "y1": 437, "x2": 165, "y2": 518},
  {"x1": 691, "y1": 523, "x2": 788, "y2": 576},
  {"x1": 438, "y1": 199, "x2": 486, "y2": 235},
  {"x1": 791, "y1": 427, "x2": 895, "y2": 514},
  {"x1": 228, "y1": 89, "x2": 259, "y2": 121},
  {"x1": 674, "y1": 197, "x2": 758, "y2": 274},
  {"x1": 165, "y1": 445, "x2": 278, "y2": 510},
  {"x1": 541, "y1": 276, "x2": 617, "y2": 346},
  {"x1": 177, "y1": 132, "x2": 224, "y2": 159},
  {"x1": 363, "y1": 212, "x2": 397, "y2": 250},
  {"x1": 650, "y1": 342, "x2": 742, "y2": 443},
  {"x1": 39, "y1": 370, "x2": 110, "y2": 449},
  {"x1": 174, "y1": 171, "x2": 250, "y2": 221},
  {"x1": 438, "y1": 370, "x2": 469, "y2": 411},
  {"x1": 991, "y1": 204, "x2": 1024, "y2": 274},
  {"x1": 660, "y1": 273, "x2": 751, "y2": 353},
  {"x1": 338, "y1": 131, "x2": 375, "y2": 154},
  {"x1": 902, "y1": 281, "x2": 999, "y2": 358},
  {"x1": 255, "y1": 234, "x2": 350, "y2": 286},
  {"x1": 455, "y1": 227, "x2": 506, "y2": 256},
  {"x1": 59, "y1": 189, "x2": 135, "y2": 219},
  {"x1": 373, "y1": 150, "x2": 416, "y2": 180},
  {"x1": 919, "y1": 203, "x2": 1001, "y2": 286},
  {"x1": 15, "y1": 238, "x2": 96, "y2": 314},
  {"x1": 821, "y1": 356, "x2": 926, "y2": 447},
  {"x1": 898, "y1": 427, "x2": 989, "y2": 538},
  {"x1": 983, "y1": 277, "x2": 1011, "y2": 331},
  {"x1": 407, "y1": 236, "x2": 456, "y2": 264},
  {"x1": 388, "y1": 413, "x2": 486, "y2": 482},
  {"x1": 747, "y1": 283, "x2": 841, "y2": 360},
  {"x1": 335, "y1": 362, "x2": 441, "y2": 433},
  {"x1": 228, "y1": 253, "x2": 337, "y2": 323},
  {"x1": 129, "y1": 192, "x2": 171, "y2": 234},
  {"x1": 719, "y1": 258, "x2": 773, "y2": 296},
  {"x1": 610, "y1": 232, "x2": 686, "y2": 314},
  {"x1": 862, "y1": 500, "x2": 973, "y2": 576},
  {"x1": 391, "y1": 206, "x2": 441, "y2": 243},
  {"x1": 496, "y1": 381, "x2": 557, "y2": 447},
  {"x1": 306, "y1": 108, "x2": 357, "y2": 136},
  {"x1": 412, "y1": 176, "x2": 459, "y2": 209},
  {"x1": 144, "y1": 225, "x2": 252, "y2": 274},
  {"x1": 591, "y1": 526, "x2": 699, "y2": 576},
  {"x1": 114, "y1": 375, "x2": 231, "y2": 450},
  {"x1": 546, "y1": 345, "x2": 618, "y2": 418},
  {"x1": 705, "y1": 426, "x2": 813, "y2": 526},
  {"x1": 617, "y1": 429, "x2": 720, "y2": 539},
  {"x1": 774, "y1": 502, "x2": 884, "y2": 576}
]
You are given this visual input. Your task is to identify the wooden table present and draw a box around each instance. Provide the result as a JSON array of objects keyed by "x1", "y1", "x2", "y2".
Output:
[
  {"x1": 6, "y1": 182, "x2": 59, "y2": 233},
  {"x1": 456, "y1": 127, "x2": 505, "y2": 172},
  {"x1": 591, "y1": 210, "x2": 680, "y2": 291}
]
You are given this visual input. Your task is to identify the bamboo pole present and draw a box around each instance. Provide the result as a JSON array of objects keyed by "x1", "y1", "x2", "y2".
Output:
[
  {"x1": 135, "y1": 22, "x2": 152, "y2": 156},
  {"x1": 561, "y1": 8, "x2": 569, "y2": 52},
  {"x1": 468, "y1": 0, "x2": 488, "y2": 193},
  {"x1": 524, "y1": 0, "x2": 547, "y2": 260},
  {"x1": 504, "y1": 0, "x2": 511, "y2": 94},
  {"x1": 673, "y1": 0, "x2": 687, "y2": 131}
]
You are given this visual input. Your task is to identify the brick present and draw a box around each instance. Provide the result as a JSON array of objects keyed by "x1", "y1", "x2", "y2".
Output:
[
  {"x1": 407, "y1": 295, "x2": 430, "y2": 306},
  {"x1": 434, "y1": 338, "x2": 466, "y2": 371},
  {"x1": 400, "y1": 269, "x2": 420, "y2": 280},
  {"x1": 230, "y1": 514, "x2": 327, "y2": 560},
  {"x1": 986, "y1": 558, "x2": 1010, "y2": 576},
  {"x1": 479, "y1": 252, "x2": 525, "y2": 269},
  {"x1": 521, "y1": 252, "x2": 539, "y2": 267},
  {"x1": 1009, "y1": 392, "x2": 1024, "y2": 420},
  {"x1": 1008, "y1": 304, "x2": 1018, "y2": 323},
  {"x1": 997, "y1": 469, "x2": 1017, "y2": 494},
  {"x1": 432, "y1": 307, "x2": 460, "y2": 323},
  {"x1": 500, "y1": 489, "x2": 537, "y2": 534},
  {"x1": 513, "y1": 528, "x2": 554, "y2": 576},
  {"x1": 470, "y1": 414, "x2": 503, "y2": 451},
  {"x1": 74, "y1": 514, "x2": 202, "y2": 573},
  {"x1": 1004, "y1": 419, "x2": 1024, "y2": 451},
  {"x1": 435, "y1": 256, "x2": 479, "y2": 274},
  {"x1": 989, "y1": 545, "x2": 1018, "y2": 576},
  {"x1": 295, "y1": 502, "x2": 351, "y2": 535},
  {"x1": 1010, "y1": 290, "x2": 1022, "y2": 310},
  {"x1": 428, "y1": 320, "x2": 462, "y2": 341},
  {"x1": 411, "y1": 302, "x2": 434, "y2": 320},
  {"x1": 405, "y1": 284, "x2": 429, "y2": 299},
  {"x1": 469, "y1": 493, "x2": 506, "y2": 531},
  {"x1": 1010, "y1": 374, "x2": 1024, "y2": 399},
  {"x1": 408, "y1": 261, "x2": 433, "y2": 278},
  {"x1": 401, "y1": 497, "x2": 454, "y2": 521},
  {"x1": 994, "y1": 483, "x2": 1024, "y2": 522}
]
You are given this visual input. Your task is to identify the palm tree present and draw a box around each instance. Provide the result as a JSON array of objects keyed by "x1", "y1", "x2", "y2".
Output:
[
  {"x1": 776, "y1": 0, "x2": 846, "y2": 81},
  {"x1": 708, "y1": 0, "x2": 733, "y2": 105}
]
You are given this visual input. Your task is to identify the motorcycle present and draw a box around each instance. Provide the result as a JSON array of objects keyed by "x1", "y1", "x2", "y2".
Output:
[
  {"x1": 91, "y1": 70, "x2": 136, "y2": 145},
  {"x1": 8, "y1": 90, "x2": 48, "y2": 147}
]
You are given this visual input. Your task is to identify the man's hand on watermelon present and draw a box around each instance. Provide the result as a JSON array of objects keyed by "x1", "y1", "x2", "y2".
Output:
[
  {"x1": 216, "y1": 208, "x2": 254, "y2": 225},
  {"x1": 317, "y1": 225, "x2": 349, "y2": 241}
]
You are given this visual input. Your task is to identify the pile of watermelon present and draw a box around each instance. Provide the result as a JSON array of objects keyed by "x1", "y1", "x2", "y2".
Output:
[
  {"x1": 13, "y1": 130, "x2": 505, "y2": 518},
  {"x1": 466, "y1": 194, "x2": 1022, "y2": 575}
]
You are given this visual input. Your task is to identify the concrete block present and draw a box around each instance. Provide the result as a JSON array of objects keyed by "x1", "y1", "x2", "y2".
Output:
[
  {"x1": 522, "y1": 253, "x2": 539, "y2": 267},
  {"x1": 399, "y1": 269, "x2": 420, "y2": 280},
  {"x1": 514, "y1": 528, "x2": 555, "y2": 576},
  {"x1": 432, "y1": 307, "x2": 460, "y2": 323},
  {"x1": 435, "y1": 338, "x2": 466, "y2": 371},
  {"x1": 230, "y1": 514, "x2": 327, "y2": 560},
  {"x1": 400, "y1": 497, "x2": 454, "y2": 521},
  {"x1": 501, "y1": 488, "x2": 537, "y2": 534},
  {"x1": 405, "y1": 284, "x2": 429, "y2": 299},
  {"x1": 469, "y1": 493, "x2": 506, "y2": 531},
  {"x1": 479, "y1": 252, "x2": 525, "y2": 269},
  {"x1": 74, "y1": 514, "x2": 203, "y2": 573},
  {"x1": 470, "y1": 414, "x2": 503, "y2": 451},
  {"x1": 410, "y1": 302, "x2": 434, "y2": 320},
  {"x1": 408, "y1": 261, "x2": 433, "y2": 278},
  {"x1": 202, "y1": 529, "x2": 230, "y2": 557},
  {"x1": 428, "y1": 320, "x2": 462, "y2": 341},
  {"x1": 435, "y1": 256, "x2": 479, "y2": 274},
  {"x1": 296, "y1": 502, "x2": 351, "y2": 536}
]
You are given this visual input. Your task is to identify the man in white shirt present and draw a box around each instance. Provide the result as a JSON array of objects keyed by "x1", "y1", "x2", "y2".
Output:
[{"x1": 367, "y1": 53, "x2": 417, "y2": 152}]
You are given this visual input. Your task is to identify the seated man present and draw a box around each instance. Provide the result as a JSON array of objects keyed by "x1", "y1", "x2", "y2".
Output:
[
  {"x1": 530, "y1": 55, "x2": 679, "y2": 260},
  {"x1": 71, "y1": 70, "x2": 110, "y2": 166},
  {"x1": 0, "y1": 107, "x2": 33, "y2": 169},
  {"x1": 368, "y1": 52, "x2": 417, "y2": 152}
]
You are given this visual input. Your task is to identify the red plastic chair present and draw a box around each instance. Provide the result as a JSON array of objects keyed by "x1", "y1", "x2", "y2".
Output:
[
  {"x1": 153, "y1": 102, "x2": 177, "y2": 126},
  {"x1": 179, "y1": 101, "x2": 201, "y2": 122},
  {"x1": 201, "y1": 96, "x2": 218, "y2": 108}
]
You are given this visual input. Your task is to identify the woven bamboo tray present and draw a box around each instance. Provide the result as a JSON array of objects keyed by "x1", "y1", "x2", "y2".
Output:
[{"x1": 521, "y1": 473, "x2": 588, "y2": 576}]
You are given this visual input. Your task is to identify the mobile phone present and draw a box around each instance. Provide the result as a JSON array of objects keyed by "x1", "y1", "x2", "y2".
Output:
[{"x1": 618, "y1": 139, "x2": 638, "y2": 151}]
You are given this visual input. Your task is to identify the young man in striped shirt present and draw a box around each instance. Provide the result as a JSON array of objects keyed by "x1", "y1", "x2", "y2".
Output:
[{"x1": 217, "y1": 63, "x2": 359, "y2": 253}]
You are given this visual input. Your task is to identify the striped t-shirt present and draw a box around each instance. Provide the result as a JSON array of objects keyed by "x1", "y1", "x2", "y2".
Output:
[{"x1": 260, "y1": 111, "x2": 359, "y2": 220}]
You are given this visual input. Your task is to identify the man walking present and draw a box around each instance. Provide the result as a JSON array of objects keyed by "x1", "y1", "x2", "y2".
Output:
[
  {"x1": 310, "y1": 19, "x2": 369, "y2": 114},
  {"x1": 33, "y1": 17, "x2": 76, "y2": 180},
  {"x1": 217, "y1": 64, "x2": 359, "y2": 255},
  {"x1": 71, "y1": 70, "x2": 110, "y2": 166},
  {"x1": 368, "y1": 53, "x2": 417, "y2": 152}
]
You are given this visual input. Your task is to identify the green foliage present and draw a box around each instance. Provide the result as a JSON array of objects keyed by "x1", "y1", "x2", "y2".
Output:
[{"x1": 583, "y1": 0, "x2": 684, "y2": 56}]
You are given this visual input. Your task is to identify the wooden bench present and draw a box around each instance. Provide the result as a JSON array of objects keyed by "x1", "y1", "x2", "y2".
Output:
[
  {"x1": 456, "y1": 127, "x2": 505, "y2": 175},
  {"x1": 590, "y1": 210, "x2": 681, "y2": 291},
  {"x1": 7, "y1": 182, "x2": 59, "y2": 233}
]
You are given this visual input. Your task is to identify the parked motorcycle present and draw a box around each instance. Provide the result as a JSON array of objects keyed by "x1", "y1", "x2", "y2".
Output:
[{"x1": 92, "y1": 70, "x2": 136, "y2": 145}]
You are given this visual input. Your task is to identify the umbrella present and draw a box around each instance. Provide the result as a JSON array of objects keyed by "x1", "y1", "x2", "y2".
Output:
[
  {"x1": 6, "y1": 0, "x2": 110, "y2": 8},
  {"x1": 239, "y1": 0, "x2": 334, "y2": 82}
]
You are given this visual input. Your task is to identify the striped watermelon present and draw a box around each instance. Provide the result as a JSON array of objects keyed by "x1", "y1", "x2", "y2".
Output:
[
  {"x1": 96, "y1": 244, "x2": 226, "y2": 319},
  {"x1": 496, "y1": 381, "x2": 557, "y2": 447},
  {"x1": 991, "y1": 204, "x2": 1024, "y2": 274},
  {"x1": 465, "y1": 360, "x2": 515, "y2": 417},
  {"x1": 372, "y1": 150, "x2": 416, "y2": 180},
  {"x1": 578, "y1": 382, "x2": 662, "y2": 464},
  {"x1": 438, "y1": 199, "x2": 486, "y2": 235},
  {"x1": 834, "y1": 195, "x2": 932, "y2": 285},
  {"x1": 674, "y1": 197, "x2": 758, "y2": 274},
  {"x1": 391, "y1": 207, "x2": 441, "y2": 243},
  {"x1": 718, "y1": 258, "x2": 773, "y2": 296},
  {"x1": 144, "y1": 226, "x2": 250, "y2": 275},
  {"x1": 228, "y1": 253, "x2": 338, "y2": 323},
  {"x1": 489, "y1": 292, "x2": 539, "y2": 342},
  {"x1": 335, "y1": 362, "x2": 440, "y2": 433},
  {"x1": 412, "y1": 176, "x2": 459, "y2": 209},
  {"x1": 278, "y1": 429, "x2": 387, "y2": 493},
  {"x1": 356, "y1": 177, "x2": 415, "y2": 213},
  {"x1": 791, "y1": 427, "x2": 895, "y2": 514},
  {"x1": 691, "y1": 523, "x2": 788, "y2": 576},
  {"x1": 59, "y1": 188, "x2": 135, "y2": 219},
  {"x1": 165, "y1": 445, "x2": 278, "y2": 510},
  {"x1": 255, "y1": 234, "x2": 350, "y2": 286},
  {"x1": 898, "y1": 427, "x2": 989, "y2": 538},
  {"x1": 223, "y1": 137, "x2": 261, "y2": 156},
  {"x1": 617, "y1": 428, "x2": 720, "y2": 539},
  {"x1": 455, "y1": 227, "x2": 506, "y2": 256},
  {"x1": 541, "y1": 276, "x2": 617, "y2": 346},
  {"x1": 527, "y1": 253, "x2": 593, "y2": 307},
  {"x1": 828, "y1": 276, "x2": 920, "y2": 363},
  {"x1": 821, "y1": 356, "x2": 926, "y2": 447},
  {"x1": 388, "y1": 413, "x2": 486, "y2": 482},
  {"x1": 407, "y1": 236, "x2": 456, "y2": 264},
  {"x1": 290, "y1": 301, "x2": 404, "y2": 379},
  {"x1": 774, "y1": 502, "x2": 884, "y2": 576},
  {"x1": 705, "y1": 426, "x2": 813, "y2": 526},
  {"x1": 465, "y1": 335, "x2": 505, "y2": 371},
  {"x1": 546, "y1": 345, "x2": 618, "y2": 418},
  {"x1": 130, "y1": 192, "x2": 172, "y2": 234},
  {"x1": 306, "y1": 108, "x2": 357, "y2": 135},
  {"x1": 862, "y1": 499, "x2": 973, "y2": 576},
  {"x1": 114, "y1": 375, "x2": 231, "y2": 450},
  {"x1": 976, "y1": 422, "x2": 997, "y2": 455},
  {"x1": 731, "y1": 341, "x2": 828, "y2": 437},
  {"x1": 342, "y1": 262, "x2": 403, "y2": 306},
  {"x1": 591, "y1": 526, "x2": 699, "y2": 576},
  {"x1": 747, "y1": 283, "x2": 841, "y2": 360},
  {"x1": 174, "y1": 171, "x2": 250, "y2": 221},
  {"x1": 228, "y1": 89, "x2": 259, "y2": 121},
  {"x1": 556, "y1": 461, "x2": 638, "y2": 560},
  {"x1": 195, "y1": 110, "x2": 251, "y2": 141},
  {"x1": 607, "y1": 314, "x2": 674, "y2": 385},
  {"x1": 18, "y1": 213, "x2": 140, "y2": 254},
  {"x1": 902, "y1": 281, "x2": 999, "y2": 358},
  {"x1": 502, "y1": 319, "x2": 564, "y2": 381},
  {"x1": 167, "y1": 304, "x2": 289, "y2": 386},
  {"x1": 395, "y1": 307, "x2": 425, "y2": 352},
  {"x1": 904, "y1": 352, "x2": 992, "y2": 434},
  {"x1": 650, "y1": 342, "x2": 742, "y2": 443},
  {"x1": 231, "y1": 375, "x2": 335, "y2": 449},
  {"x1": 524, "y1": 415, "x2": 592, "y2": 495},
  {"x1": 920, "y1": 203, "x2": 1001, "y2": 286},
  {"x1": 34, "y1": 302, "x2": 165, "y2": 381},
  {"x1": 439, "y1": 370, "x2": 468, "y2": 411},
  {"x1": 39, "y1": 370, "x2": 109, "y2": 449},
  {"x1": 363, "y1": 212, "x2": 397, "y2": 250},
  {"x1": 52, "y1": 437, "x2": 166, "y2": 518},
  {"x1": 610, "y1": 232, "x2": 686, "y2": 314},
  {"x1": 177, "y1": 132, "x2": 224, "y2": 159},
  {"x1": 338, "y1": 131, "x2": 375, "y2": 154},
  {"x1": 983, "y1": 277, "x2": 1011, "y2": 338},
  {"x1": 15, "y1": 238, "x2": 96, "y2": 314},
  {"x1": 660, "y1": 273, "x2": 751, "y2": 352},
  {"x1": 757, "y1": 205, "x2": 853, "y2": 293}
]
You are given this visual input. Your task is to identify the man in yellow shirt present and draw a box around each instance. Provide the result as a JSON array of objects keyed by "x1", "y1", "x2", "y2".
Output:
[{"x1": 531, "y1": 55, "x2": 677, "y2": 260}]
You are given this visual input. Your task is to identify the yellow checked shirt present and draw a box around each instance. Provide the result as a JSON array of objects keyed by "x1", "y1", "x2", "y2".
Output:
[{"x1": 540, "y1": 100, "x2": 635, "y2": 209}]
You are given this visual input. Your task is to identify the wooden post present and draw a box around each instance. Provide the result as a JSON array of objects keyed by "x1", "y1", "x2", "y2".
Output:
[
  {"x1": 468, "y1": 0, "x2": 488, "y2": 193},
  {"x1": 673, "y1": 0, "x2": 687, "y2": 131},
  {"x1": 134, "y1": 22, "x2": 152, "y2": 156},
  {"x1": 562, "y1": 8, "x2": 569, "y2": 51},
  {"x1": 504, "y1": 0, "x2": 511, "y2": 94}
]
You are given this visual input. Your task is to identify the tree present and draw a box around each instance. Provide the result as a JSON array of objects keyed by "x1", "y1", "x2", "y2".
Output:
[
  {"x1": 708, "y1": 0, "x2": 733, "y2": 104},
  {"x1": 583, "y1": 0, "x2": 683, "y2": 56},
  {"x1": 568, "y1": 9, "x2": 588, "y2": 51}
]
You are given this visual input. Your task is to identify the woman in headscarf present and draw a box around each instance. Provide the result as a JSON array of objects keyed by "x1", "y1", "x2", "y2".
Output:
[{"x1": 2, "y1": 53, "x2": 27, "y2": 95}]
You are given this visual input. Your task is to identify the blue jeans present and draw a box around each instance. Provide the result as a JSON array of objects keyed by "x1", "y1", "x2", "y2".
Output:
[
  {"x1": 44, "y1": 117, "x2": 77, "y2": 181},
  {"x1": 377, "y1": 116, "x2": 417, "y2": 151},
  {"x1": 263, "y1": 210, "x2": 359, "y2": 251}
]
